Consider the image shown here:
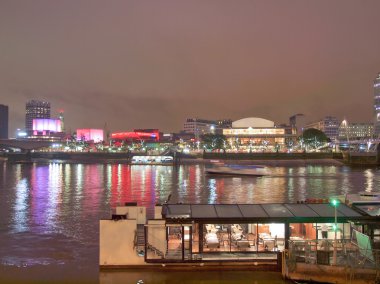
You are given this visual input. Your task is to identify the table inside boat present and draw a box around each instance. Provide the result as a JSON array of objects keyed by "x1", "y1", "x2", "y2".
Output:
[{"x1": 259, "y1": 233, "x2": 276, "y2": 250}]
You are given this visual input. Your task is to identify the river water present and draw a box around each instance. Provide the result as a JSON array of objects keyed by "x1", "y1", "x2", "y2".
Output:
[{"x1": 0, "y1": 161, "x2": 379, "y2": 283}]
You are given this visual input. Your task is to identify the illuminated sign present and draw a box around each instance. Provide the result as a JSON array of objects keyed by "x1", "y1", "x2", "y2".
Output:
[
  {"x1": 33, "y1": 119, "x2": 62, "y2": 132},
  {"x1": 223, "y1": 128, "x2": 285, "y2": 136},
  {"x1": 76, "y1": 129, "x2": 104, "y2": 142}
]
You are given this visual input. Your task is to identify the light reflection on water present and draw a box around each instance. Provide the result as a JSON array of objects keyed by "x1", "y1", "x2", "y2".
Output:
[{"x1": 0, "y1": 162, "x2": 379, "y2": 283}]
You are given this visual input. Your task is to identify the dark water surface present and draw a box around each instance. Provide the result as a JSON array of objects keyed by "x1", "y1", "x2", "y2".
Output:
[{"x1": 0, "y1": 162, "x2": 379, "y2": 283}]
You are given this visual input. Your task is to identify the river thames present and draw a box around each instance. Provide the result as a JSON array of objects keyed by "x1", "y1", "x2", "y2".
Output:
[{"x1": 0, "y1": 161, "x2": 379, "y2": 283}]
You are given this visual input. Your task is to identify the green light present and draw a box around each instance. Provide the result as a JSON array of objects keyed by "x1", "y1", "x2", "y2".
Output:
[
  {"x1": 332, "y1": 224, "x2": 338, "y2": 231},
  {"x1": 330, "y1": 198, "x2": 339, "y2": 207}
]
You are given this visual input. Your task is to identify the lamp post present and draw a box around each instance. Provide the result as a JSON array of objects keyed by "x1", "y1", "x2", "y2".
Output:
[{"x1": 330, "y1": 199, "x2": 339, "y2": 265}]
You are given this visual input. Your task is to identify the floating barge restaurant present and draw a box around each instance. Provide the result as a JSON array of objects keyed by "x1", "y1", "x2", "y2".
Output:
[{"x1": 100, "y1": 201, "x2": 380, "y2": 272}]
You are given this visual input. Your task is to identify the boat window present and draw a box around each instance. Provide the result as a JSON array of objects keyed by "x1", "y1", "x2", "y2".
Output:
[
  {"x1": 257, "y1": 223, "x2": 284, "y2": 252},
  {"x1": 290, "y1": 223, "x2": 316, "y2": 241}
]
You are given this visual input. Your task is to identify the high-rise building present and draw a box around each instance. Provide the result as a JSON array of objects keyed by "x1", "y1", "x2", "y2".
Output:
[
  {"x1": 374, "y1": 73, "x2": 380, "y2": 137},
  {"x1": 289, "y1": 114, "x2": 306, "y2": 136},
  {"x1": 0, "y1": 104, "x2": 9, "y2": 139},
  {"x1": 25, "y1": 100, "x2": 51, "y2": 135},
  {"x1": 305, "y1": 116, "x2": 340, "y2": 141}
]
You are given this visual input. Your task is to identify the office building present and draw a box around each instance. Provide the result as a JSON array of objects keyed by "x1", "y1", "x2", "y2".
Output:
[
  {"x1": 338, "y1": 122, "x2": 373, "y2": 140},
  {"x1": 374, "y1": 73, "x2": 380, "y2": 137},
  {"x1": 0, "y1": 104, "x2": 9, "y2": 139},
  {"x1": 183, "y1": 118, "x2": 232, "y2": 139},
  {"x1": 25, "y1": 100, "x2": 51, "y2": 135},
  {"x1": 289, "y1": 113, "x2": 306, "y2": 135},
  {"x1": 305, "y1": 116, "x2": 340, "y2": 141}
]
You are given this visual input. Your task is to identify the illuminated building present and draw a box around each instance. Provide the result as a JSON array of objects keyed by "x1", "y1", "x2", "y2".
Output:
[
  {"x1": 374, "y1": 73, "x2": 380, "y2": 137},
  {"x1": 183, "y1": 118, "x2": 232, "y2": 140},
  {"x1": 111, "y1": 129, "x2": 160, "y2": 142},
  {"x1": 25, "y1": 100, "x2": 51, "y2": 135},
  {"x1": 222, "y1": 117, "x2": 295, "y2": 151},
  {"x1": 31, "y1": 118, "x2": 64, "y2": 139},
  {"x1": 76, "y1": 129, "x2": 104, "y2": 143},
  {"x1": 305, "y1": 116, "x2": 339, "y2": 141},
  {"x1": 0, "y1": 104, "x2": 9, "y2": 139},
  {"x1": 338, "y1": 122, "x2": 373, "y2": 140}
]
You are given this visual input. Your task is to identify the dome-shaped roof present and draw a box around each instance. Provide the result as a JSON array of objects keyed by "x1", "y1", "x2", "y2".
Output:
[{"x1": 232, "y1": 117, "x2": 274, "y2": 128}]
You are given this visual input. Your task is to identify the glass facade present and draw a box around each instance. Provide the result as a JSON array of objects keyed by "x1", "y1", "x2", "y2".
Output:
[
  {"x1": 145, "y1": 220, "x2": 357, "y2": 263},
  {"x1": 144, "y1": 203, "x2": 366, "y2": 263}
]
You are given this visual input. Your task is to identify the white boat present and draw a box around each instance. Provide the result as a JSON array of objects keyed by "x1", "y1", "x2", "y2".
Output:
[
  {"x1": 345, "y1": 191, "x2": 380, "y2": 205},
  {"x1": 205, "y1": 163, "x2": 266, "y2": 177},
  {"x1": 131, "y1": 155, "x2": 173, "y2": 165},
  {"x1": 343, "y1": 191, "x2": 380, "y2": 217}
]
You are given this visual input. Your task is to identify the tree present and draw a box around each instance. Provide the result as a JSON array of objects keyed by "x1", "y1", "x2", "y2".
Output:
[
  {"x1": 299, "y1": 128, "x2": 330, "y2": 151},
  {"x1": 201, "y1": 134, "x2": 227, "y2": 151}
]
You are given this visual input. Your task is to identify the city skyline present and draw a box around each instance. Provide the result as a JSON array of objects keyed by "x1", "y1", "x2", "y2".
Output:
[{"x1": 1, "y1": 1, "x2": 380, "y2": 135}]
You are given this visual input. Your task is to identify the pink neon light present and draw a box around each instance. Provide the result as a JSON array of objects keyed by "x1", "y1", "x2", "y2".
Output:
[
  {"x1": 76, "y1": 129, "x2": 104, "y2": 142},
  {"x1": 32, "y1": 119, "x2": 62, "y2": 132}
]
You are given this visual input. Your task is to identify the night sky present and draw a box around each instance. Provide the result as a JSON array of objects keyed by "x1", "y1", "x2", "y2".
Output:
[{"x1": 1, "y1": 0, "x2": 380, "y2": 136}]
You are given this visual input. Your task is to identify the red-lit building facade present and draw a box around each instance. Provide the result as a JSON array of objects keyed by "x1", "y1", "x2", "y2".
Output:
[{"x1": 111, "y1": 129, "x2": 160, "y2": 143}]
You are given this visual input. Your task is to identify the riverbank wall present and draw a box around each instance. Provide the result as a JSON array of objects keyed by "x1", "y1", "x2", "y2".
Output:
[
  {"x1": 203, "y1": 152, "x2": 342, "y2": 160},
  {"x1": 3, "y1": 151, "x2": 346, "y2": 166}
]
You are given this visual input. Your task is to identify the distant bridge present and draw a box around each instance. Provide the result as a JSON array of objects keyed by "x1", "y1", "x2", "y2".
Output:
[
  {"x1": 0, "y1": 139, "x2": 57, "y2": 151},
  {"x1": 337, "y1": 139, "x2": 380, "y2": 153}
]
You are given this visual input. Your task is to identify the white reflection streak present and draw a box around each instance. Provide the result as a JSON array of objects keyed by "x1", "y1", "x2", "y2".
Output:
[
  {"x1": 76, "y1": 164, "x2": 83, "y2": 193},
  {"x1": 208, "y1": 179, "x2": 216, "y2": 203},
  {"x1": 14, "y1": 178, "x2": 29, "y2": 232},
  {"x1": 195, "y1": 166, "x2": 201, "y2": 183},
  {"x1": 48, "y1": 164, "x2": 62, "y2": 214},
  {"x1": 364, "y1": 169, "x2": 374, "y2": 192},
  {"x1": 106, "y1": 165, "x2": 112, "y2": 190},
  {"x1": 298, "y1": 168, "x2": 306, "y2": 201}
]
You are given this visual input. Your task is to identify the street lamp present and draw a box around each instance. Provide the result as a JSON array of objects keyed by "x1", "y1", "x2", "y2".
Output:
[{"x1": 330, "y1": 198, "x2": 339, "y2": 265}]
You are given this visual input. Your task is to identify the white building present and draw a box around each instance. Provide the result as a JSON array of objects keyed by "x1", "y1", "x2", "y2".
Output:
[
  {"x1": 222, "y1": 117, "x2": 295, "y2": 151},
  {"x1": 183, "y1": 118, "x2": 232, "y2": 139}
]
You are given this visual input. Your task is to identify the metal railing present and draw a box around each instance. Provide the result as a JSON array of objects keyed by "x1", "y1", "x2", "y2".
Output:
[{"x1": 286, "y1": 239, "x2": 380, "y2": 282}]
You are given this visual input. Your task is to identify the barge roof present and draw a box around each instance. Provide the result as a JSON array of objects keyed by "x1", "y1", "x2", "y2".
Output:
[{"x1": 162, "y1": 203, "x2": 370, "y2": 223}]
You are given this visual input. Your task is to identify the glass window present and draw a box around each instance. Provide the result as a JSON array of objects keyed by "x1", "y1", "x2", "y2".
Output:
[
  {"x1": 290, "y1": 223, "x2": 316, "y2": 240},
  {"x1": 315, "y1": 223, "x2": 344, "y2": 240},
  {"x1": 258, "y1": 223, "x2": 284, "y2": 252}
]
